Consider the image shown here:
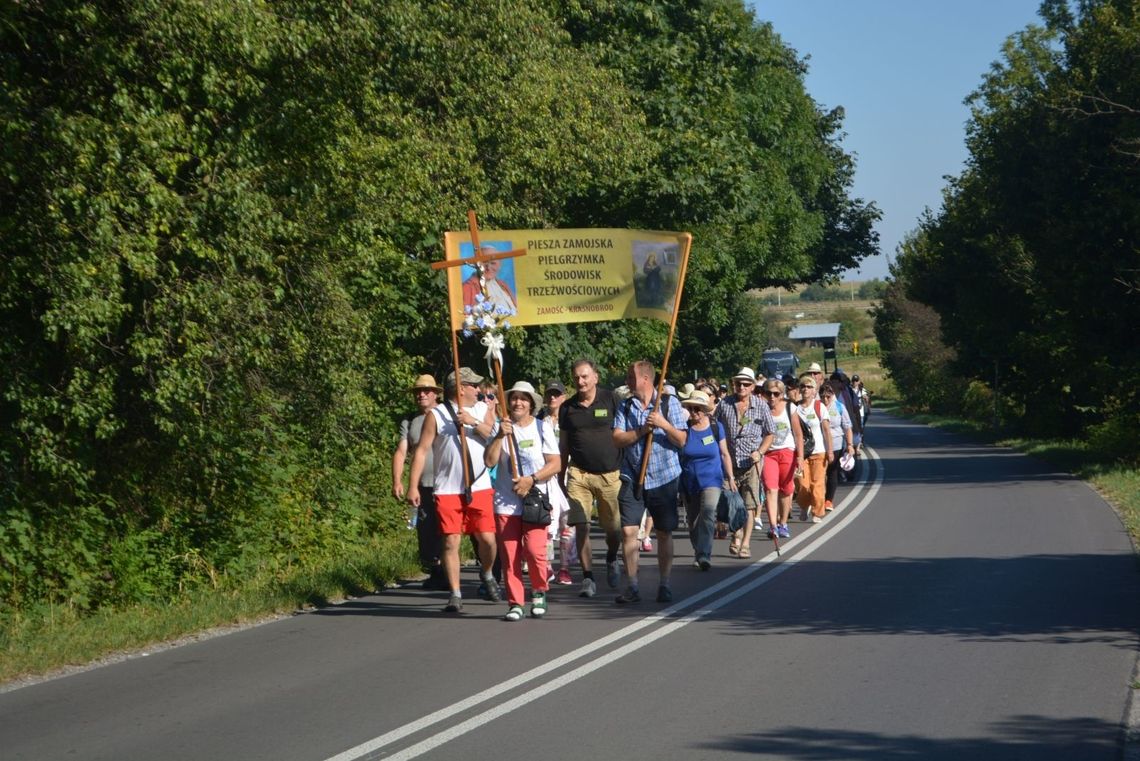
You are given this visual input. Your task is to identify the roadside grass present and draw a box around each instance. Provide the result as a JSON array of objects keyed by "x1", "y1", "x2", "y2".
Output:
[{"x1": 0, "y1": 532, "x2": 424, "y2": 685}]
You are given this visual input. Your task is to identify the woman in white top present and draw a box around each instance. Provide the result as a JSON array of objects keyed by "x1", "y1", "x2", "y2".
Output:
[
  {"x1": 761, "y1": 378, "x2": 803, "y2": 539},
  {"x1": 820, "y1": 381, "x2": 854, "y2": 512},
  {"x1": 484, "y1": 381, "x2": 561, "y2": 621},
  {"x1": 793, "y1": 375, "x2": 832, "y2": 524}
]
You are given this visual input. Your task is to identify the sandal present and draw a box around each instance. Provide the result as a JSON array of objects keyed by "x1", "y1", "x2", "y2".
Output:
[
  {"x1": 728, "y1": 542, "x2": 740, "y2": 556},
  {"x1": 503, "y1": 604, "x2": 525, "y2": 622},
  {"x1": 738, "y1": 546, "x2": 752, "y2": 559},
  {"x1": 530, "y1": 593, "x2": 547, "y2": 619}
]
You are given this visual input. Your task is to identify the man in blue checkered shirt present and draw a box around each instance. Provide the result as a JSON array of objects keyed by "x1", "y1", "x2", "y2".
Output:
[{"x1": 612, "y1": 360, "x2": 689, "y2": 604}]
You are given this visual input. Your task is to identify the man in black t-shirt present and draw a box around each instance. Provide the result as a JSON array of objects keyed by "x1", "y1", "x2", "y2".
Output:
[{"x1": 559, "y1": 359, "x2": 623, "y2": 599}]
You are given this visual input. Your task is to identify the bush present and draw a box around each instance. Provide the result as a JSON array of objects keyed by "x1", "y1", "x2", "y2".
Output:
[{"x1": 1088, "y1": 393, "x2": 1140, "y2": 467}]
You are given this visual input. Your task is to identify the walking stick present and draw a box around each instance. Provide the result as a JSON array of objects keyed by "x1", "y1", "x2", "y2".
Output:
[{"x1": 449, "y1": 328, "x2": 473, "y2": 503}]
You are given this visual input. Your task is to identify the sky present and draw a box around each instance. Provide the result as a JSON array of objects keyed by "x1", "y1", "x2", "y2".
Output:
[{"x1": 751, "y1": 0, "x2": 1047, "y2": 281}]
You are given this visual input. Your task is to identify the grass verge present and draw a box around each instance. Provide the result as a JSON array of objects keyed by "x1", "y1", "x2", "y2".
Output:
[{"x1": 0, "y1": 531, "x2": 424, "y2": 685}]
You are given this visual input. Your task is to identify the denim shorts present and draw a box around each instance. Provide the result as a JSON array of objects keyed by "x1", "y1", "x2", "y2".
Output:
[{"x1": 618, "y1": 475, "x2": 680, "y2": 532}]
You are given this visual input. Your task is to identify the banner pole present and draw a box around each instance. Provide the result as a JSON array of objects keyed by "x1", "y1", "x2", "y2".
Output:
[{"x1": 637, "y1": 233, "x2": 693, "y2": 490}]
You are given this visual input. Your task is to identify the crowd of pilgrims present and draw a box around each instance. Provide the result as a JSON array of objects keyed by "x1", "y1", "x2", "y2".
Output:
[{"x1": 393, "y1": 358, "x2": 871, "y2": 619}]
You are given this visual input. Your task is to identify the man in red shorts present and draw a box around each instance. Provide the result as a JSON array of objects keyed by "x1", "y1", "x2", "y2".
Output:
[{"x1": 409, "y1": 367, "x2": 498, "y2": 613}]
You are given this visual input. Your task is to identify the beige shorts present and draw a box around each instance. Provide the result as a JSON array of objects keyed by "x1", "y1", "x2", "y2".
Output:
[
  {"x1": 733, "y1": 462, "x2": 763, "y2": 512},
  {"x1": 564, "y1": 465, "x2": 622, "y2": 536}
]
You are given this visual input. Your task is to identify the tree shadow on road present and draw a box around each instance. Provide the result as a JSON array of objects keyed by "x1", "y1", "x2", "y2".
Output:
[
  {"x1": 705, "y1": 553, "x2": 1140, "y2": 649},
  {"x1": 693, "y1": 715, "x2": 1119, "y2": 760}
]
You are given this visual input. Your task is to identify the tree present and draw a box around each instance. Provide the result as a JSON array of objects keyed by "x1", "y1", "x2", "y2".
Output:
[{"x1": 892, "y1": 0, "x2": 1140, "y2": 436}]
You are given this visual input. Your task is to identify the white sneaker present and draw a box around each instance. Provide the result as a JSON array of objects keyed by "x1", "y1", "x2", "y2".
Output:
[
  {"x1": 753, "y1": 519, "x2": 764, "y2": 530},
  {"x1": 579, "y1": 578, "x2": 597, "y2": 598}
]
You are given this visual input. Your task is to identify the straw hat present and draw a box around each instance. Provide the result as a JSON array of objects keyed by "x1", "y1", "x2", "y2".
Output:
[
  {"x1": 409, "y1": 374, "x2": 443, "y2": 393},
  {"x1": 732, "y1": 367, "x2": 757, "y2": 383},
  {"x1": 680, "y1": 389, "x2": 714, "y2": 411},
  {"x1": 676, "y1": 382, "x2": 696, "y2": 400}
]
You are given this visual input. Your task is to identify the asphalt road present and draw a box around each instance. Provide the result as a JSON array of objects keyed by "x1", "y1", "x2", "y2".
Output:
[{"x1": 3, "y1": 412, "x2": 1138, "y2": 760}]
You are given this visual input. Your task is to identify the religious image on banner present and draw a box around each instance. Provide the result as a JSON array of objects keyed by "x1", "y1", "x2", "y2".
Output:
[
  {"x1": 460, "y1": 241, "x2": 518, "y2": 314},
  {"x1": 632, "y1": 240, "x2": 681, "y2": 312}
]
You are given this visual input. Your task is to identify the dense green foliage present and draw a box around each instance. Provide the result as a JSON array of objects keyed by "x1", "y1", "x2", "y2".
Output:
[
  {"x1": 1, "y1": 0, "x2": 877, "y2": 612},
  {"x1": 878, "y1": 0, "x2": 1139, "y2": 458}
]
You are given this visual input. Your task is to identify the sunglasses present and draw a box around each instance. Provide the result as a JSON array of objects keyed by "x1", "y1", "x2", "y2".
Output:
[
  {"x1": 734, "y1": 380, "x2": 753, "y2": 387},
  {"x1": 545, "y1": 390, "x2": 564, "y2": 398}
]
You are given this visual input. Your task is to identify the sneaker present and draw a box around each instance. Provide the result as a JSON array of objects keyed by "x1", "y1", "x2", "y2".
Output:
[
  {"x1": 530, "y1": 593, "x2": 547, "y2": 618},
  {"x1": 579, "y1": 577, "x2": 597, "y2": 598},
  {"x1": 503, "y1": 604, "x2": 524, "y2": 622},
  {"x1": 777, "y1": 524, "x2": 790, "y2": 539},
  {"x1": 482, "y1": 577, "x2": 502, "y2": 602},
  {"x1": 753, "y1": 518, "x2": 764, "y2": 530},
  {"x1": 656, "y1": 585, "x2": 673, "y2": 603},
  {"x1": 767, "y1": 527, "x2": 778, "y2": 539},
  {"x1": 697, "y1": 556, "x2": 711, "y2": 571},
  {"x1": 615, "y1": 586, "x2": 641, "y2": 604},
  {"x1": 824, "y1": 500, "x2": 833, "y2": 512},
  {"x1": 555, "y1": 568, "x2": 573, "y2": 585},
  {"x1": 640, "y1": 537, "x2": 653, "y2": 552},
  {"x1": 810, "y1": 515, "x2": 822, "y2": 524},
  {"x1": 800, "y1": 510, "x2": 810, "y2": 522},
  {"x1": 444, "y1": 594, "x2": 463, "y2": 613},
  {"x1": 606, "y1": 560, "x2": 621, "y2": 589}
]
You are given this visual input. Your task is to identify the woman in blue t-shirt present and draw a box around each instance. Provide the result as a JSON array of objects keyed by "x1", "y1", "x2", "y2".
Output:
[{"x1": 679, "y1": 390, "x2": 736, "y2": 570}]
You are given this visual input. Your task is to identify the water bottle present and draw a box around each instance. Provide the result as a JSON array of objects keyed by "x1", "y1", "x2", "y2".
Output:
[{"x1": 407, "y1": 509, "x2": 418, "y2": 530}]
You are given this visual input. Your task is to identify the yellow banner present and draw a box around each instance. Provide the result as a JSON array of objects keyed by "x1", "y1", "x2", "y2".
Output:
[{"x1": 443, "y1": 229, "x2": 691, "y2": 330}]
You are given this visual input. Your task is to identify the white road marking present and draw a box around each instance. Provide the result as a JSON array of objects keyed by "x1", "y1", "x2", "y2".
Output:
[{"x1": 324, "y1": 448, "x2": 883, "y2": 761}]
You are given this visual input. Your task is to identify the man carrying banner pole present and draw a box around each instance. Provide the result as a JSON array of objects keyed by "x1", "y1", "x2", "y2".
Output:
[{"x1": 613, "y1": 361, "x2": 689, "y2": 604}]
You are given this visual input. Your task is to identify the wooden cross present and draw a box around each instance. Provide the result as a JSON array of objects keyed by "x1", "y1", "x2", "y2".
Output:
[{"x1": 431, "y1": 210, "x2": 527, "y2": 484}]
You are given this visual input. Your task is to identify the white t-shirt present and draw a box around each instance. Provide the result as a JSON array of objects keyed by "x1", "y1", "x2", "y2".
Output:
[
  {"x1": 794, "y1": 399, "x2": 831, "y2": 457},
  {"x1": 490, "y1": 417, "x2": 560, "y2": 516},
  {"x1": 769, "y1": 404, "x2": 797, "y2": 452},
  {"x1": 430, "y1": 400, "x2": 492, "y2": 495}
]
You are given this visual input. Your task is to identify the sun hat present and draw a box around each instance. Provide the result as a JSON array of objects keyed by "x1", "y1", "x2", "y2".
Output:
[
  {"x1": 410, "y1": 374, "x2": 443, "y2": 393},
  {"x1": 840, "y1": 452, "x2": 855, "y2": 472},
  {"x1": 445, "y1": 367, "x2": 484, "y2": 387},
  {"x1": 680, "y1": 389, "x2": 714, "y2": 411},
  {"x1": 505, "y1": 380, "x2": 543, "y2": 410},
  {"x1": 806, "y1": 362, "x2": 823, "y2": 373},
  {"x1": 676, "y1": 382, "x2": 697, "y2": 400},
  {"x1": 732, "y1": 367, "x2": 757, "y2": 384}
]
